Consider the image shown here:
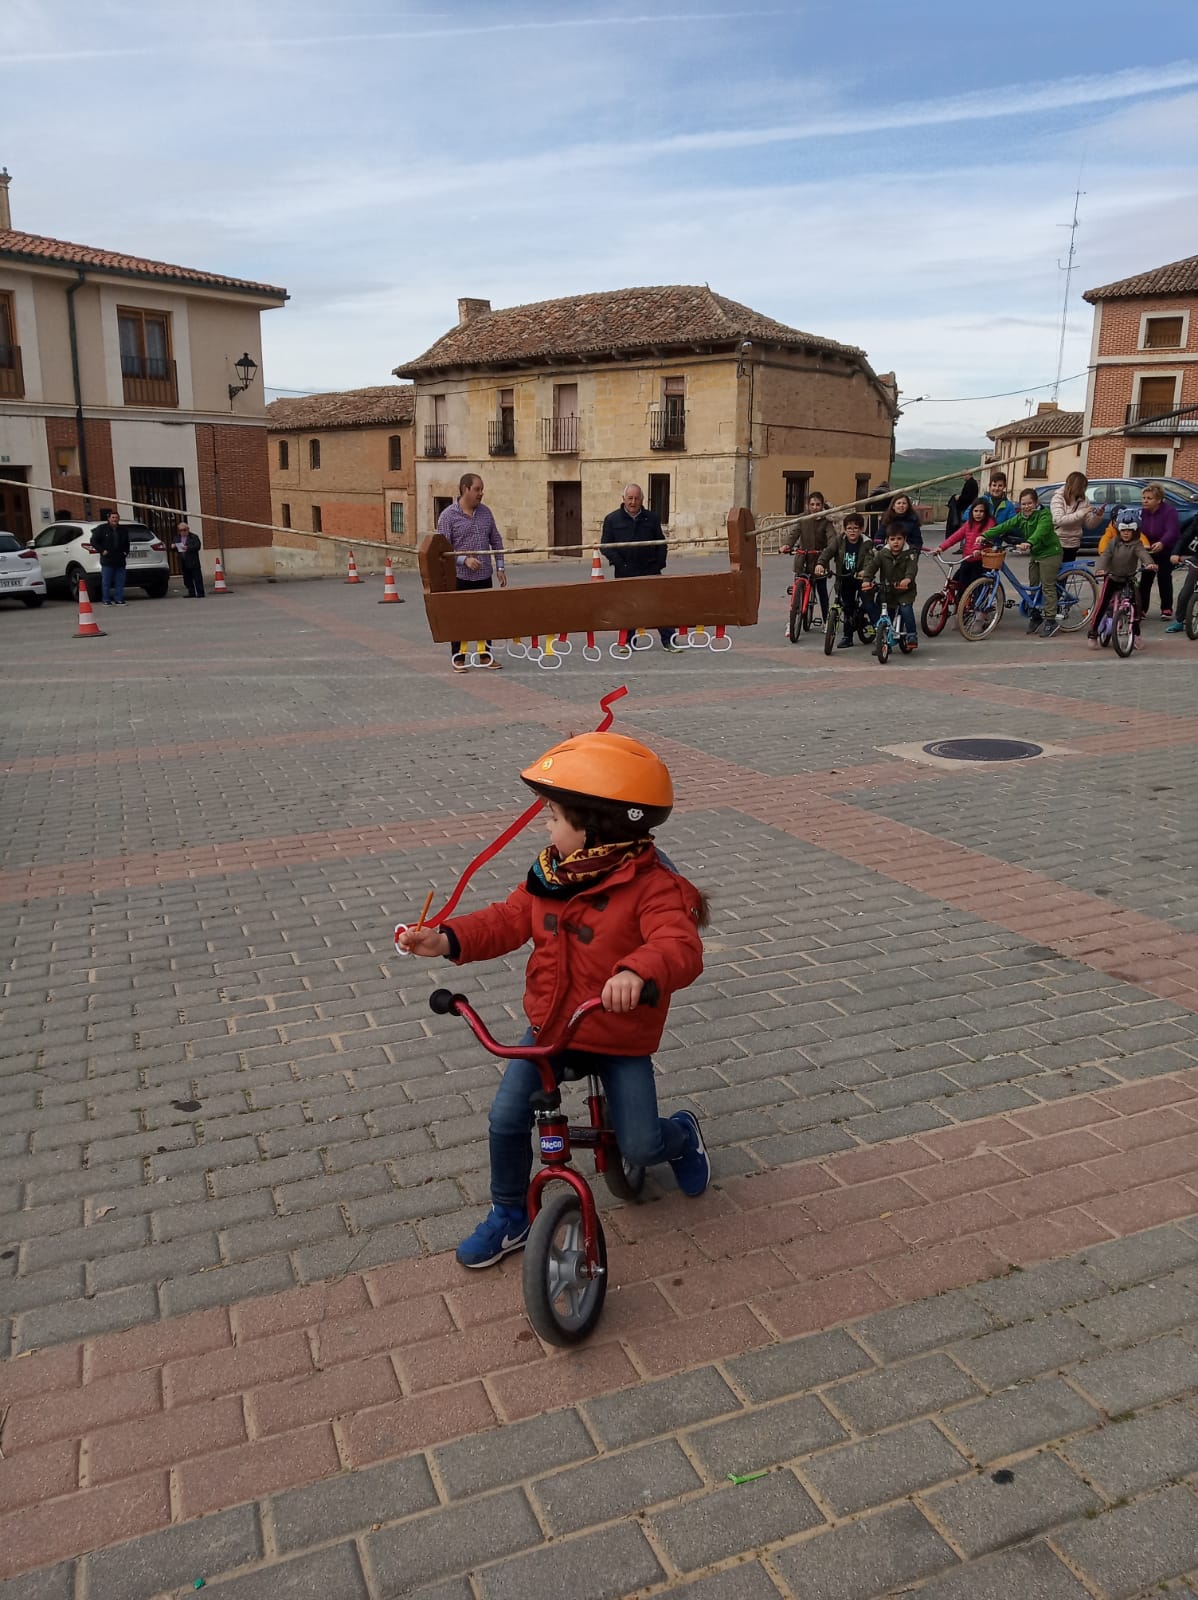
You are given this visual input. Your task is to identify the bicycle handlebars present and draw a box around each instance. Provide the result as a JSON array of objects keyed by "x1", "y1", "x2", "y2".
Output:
[{"x1": 427, "y1": 979, "x2": 660, "y2": 1061}]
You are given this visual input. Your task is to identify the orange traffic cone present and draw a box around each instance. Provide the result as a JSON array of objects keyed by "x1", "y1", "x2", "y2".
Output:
[
  {"x1": 378, "y1": 557, "x2": 402, "y2": 604},
  {"x1": 213, "y1": 554, "x2": 230, "y2": 594},
  {"x1": 590, "y1": 549, "x2": 604, "y2": 581},
  {"x1": 346, "y1": 550, "x2": 362, "y2": 584},
  {"x1": 74, "y1": 586, "x2": 106, "y2": 638}
]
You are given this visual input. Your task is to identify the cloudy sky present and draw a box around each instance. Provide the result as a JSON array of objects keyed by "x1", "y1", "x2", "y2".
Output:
[{"x1": 7, "y1": 0, "x2": 1197, "y2": 447}]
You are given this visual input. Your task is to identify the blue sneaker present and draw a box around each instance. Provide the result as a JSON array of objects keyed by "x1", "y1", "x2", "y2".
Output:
[
  {"x1": 669, "y1": 1110, "x2": 711, "y2": 1197},
  {"x1": 1165, "y1": 620, "x2": 1184, "y2": 633},
  {"x1": 455, "y1": 1204, "x2": 530, "y2": 1269}
]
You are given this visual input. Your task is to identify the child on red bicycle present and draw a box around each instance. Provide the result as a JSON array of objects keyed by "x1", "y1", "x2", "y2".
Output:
[
  {"x1": 936, "y1": 497, "x2": 996, "y2": 600},
  {"x1": 397, "y1": 731, "x2": 711, "y2": 1268},
  {"x1": 792, "y1": 491, "x2": 836, "y2": 624},
  {"x1": 1088, "y1": 509, "x2": 1156, "y2": 652}
]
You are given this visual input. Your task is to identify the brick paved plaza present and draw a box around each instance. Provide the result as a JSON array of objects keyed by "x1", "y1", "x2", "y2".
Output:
[{"x1": 2, "y1": 559, "x2": 1198, "y2": 1599}]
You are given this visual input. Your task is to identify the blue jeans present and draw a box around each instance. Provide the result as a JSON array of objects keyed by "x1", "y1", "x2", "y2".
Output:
[
  {"x1": 488, "y1": 1032, "x2": 688, "y2": 1210},
  {"x1": 101, "y1": 564, "x2": 126, "y2": 603},
  {"x1": 897, "y1": 601, "x2": 916, "y2": 637}
]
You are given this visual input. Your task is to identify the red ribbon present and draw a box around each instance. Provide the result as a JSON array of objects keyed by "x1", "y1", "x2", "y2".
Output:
[{"x1": 425, "y1": 686, "x2": 628, "y2": 925}]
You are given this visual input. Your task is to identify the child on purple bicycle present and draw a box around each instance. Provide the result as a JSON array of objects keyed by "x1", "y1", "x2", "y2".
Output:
[{"x1": 397, "y1": 730, "x2": 711, "y2": 1268}]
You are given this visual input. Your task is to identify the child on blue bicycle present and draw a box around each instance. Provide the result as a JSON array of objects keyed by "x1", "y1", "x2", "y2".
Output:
[
  {"x1": 397, "y1": 731, "x2": 711, "y2": 1268},
  {"x1": 863, "y1": 525, "x2": 920, "y2": 650}
]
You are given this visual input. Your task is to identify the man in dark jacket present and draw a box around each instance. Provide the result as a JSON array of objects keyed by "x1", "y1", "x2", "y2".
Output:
[
  {"x1": 93, "y1": 509, "x2": 130, "y2": 605},
  {"x1": 175, "y1": 521, "x2": 204, "y2": 598},
  {"x1": 600, "y1": 484, "x2": 678, "y2": 650}
]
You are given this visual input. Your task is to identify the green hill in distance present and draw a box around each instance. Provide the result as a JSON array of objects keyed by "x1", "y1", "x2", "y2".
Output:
[{"x1": 891, "y1": 449, "x2": 980, "y2": 494}]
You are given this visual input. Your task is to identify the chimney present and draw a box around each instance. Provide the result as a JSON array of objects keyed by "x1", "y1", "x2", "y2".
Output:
[
  {"x1": 1035, "y1": 401, "x2": 1059, "y2": 414},
  {"x1": 0, "y1": 170, "x2": 11, "y2": 231},
  {"x1": 457, "y1": 297, "x2": 491, "y2": 326}
]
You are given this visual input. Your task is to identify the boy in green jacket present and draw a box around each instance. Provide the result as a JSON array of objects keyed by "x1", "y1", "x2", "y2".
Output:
[
  {"x1": 863, "y1": 526, "x2": 920, "y2": 646},
  {"x1": 1007, "y1": 488, "x2": 1064, "y2": 637}
]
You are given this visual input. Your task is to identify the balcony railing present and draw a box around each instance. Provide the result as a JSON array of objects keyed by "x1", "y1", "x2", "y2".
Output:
[
  {"x1": 121, "y1": 357, "x2": 178, "y2": 408},
  {"x1": 424, "y1": 423, "x2": 448, "y2": 457},
  {"x1": 488, "y1": 419, "x2": 516, "y2": 456},
  {"x1": 0, "y1": 344, "x2": 25, "y2": 399},
  {"x1": 650, "y1": 410, "x2": 686, "y2": 451},
  {"x1": 1124, "y1": 402, "x2": 1198, "y2": 434},
  {"x1": 541, "y1": 414, "x2": 578, "y2": 454}
]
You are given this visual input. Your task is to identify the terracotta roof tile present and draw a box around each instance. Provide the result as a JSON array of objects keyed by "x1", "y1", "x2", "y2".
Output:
[
  {"x1": 395, "y1": 284, "x2": 866, "y2": 375},
  {"x1": 266, "y1": 386, "x2": 415, "y2": 431},
  {"x1": 0, "y1": 229, "x2": 287, "y2": 300},
  {"x1": 987, "y1": 410, "x2": 1082, "y2": 440},
  {"x1": 1083, "y1": 255, "x2": 1198, "y2": 303}
]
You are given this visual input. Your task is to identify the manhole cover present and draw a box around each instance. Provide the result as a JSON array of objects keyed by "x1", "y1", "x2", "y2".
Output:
[{"x1": 921, "y1": 738, "x2": 1044, "y2": 763}]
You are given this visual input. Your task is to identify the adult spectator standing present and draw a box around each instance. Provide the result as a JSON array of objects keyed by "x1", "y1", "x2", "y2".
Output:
[
  {"x1": 1050, "y1": 471, "x2": 1107, "y2": 566},
  {"x1": 175, "y1": 521, "x2": 204, "y2": 598},
  {"x1": 945, "y1": 472, "x2": 979, "y2": 536},
  {"x1": 600, "y1": 483, "x2": 679, "y2": 650},
  {"x1": 1139, "y1": 482, "x2": 1180, "y2": 618},
  {"x1": 93, "y1": 508, "x2": 130, "y2": 605},
  {"x1": 437, "y1": 473, "x2": 507, "y2": 672}
]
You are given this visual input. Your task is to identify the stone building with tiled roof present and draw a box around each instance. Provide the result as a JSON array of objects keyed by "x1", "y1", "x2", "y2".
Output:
[
  {"x1": 983, "y1": 402, "x2": 1083, "y2": 498},
  {"x1": 1081, "y1": 253, "x2": 1198, "y2": 482},
  {"x1": 266, "y1": 387, "x2": 416, "y2": 569},
  {"x1": 394, "y1": 287, "x2": 897, "y2": 553},
  {"x1": 0, "y1": 170, "x2": 287, "y2": 576}
]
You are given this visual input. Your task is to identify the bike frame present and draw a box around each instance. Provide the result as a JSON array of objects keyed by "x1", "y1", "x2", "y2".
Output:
[
  {"x1": 427, "y1": 990, "x2": 617, "y2": 1278},
  {"x1": 968, "y1": 551, "x2": 1093, "y2": 618}
]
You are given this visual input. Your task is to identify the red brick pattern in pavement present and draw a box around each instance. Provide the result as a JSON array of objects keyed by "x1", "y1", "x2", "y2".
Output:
[{"x1": 2, "y1": 1068, "x2": 1197, "y2": 1580}]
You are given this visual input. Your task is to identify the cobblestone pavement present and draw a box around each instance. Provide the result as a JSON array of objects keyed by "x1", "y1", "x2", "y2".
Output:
[{"x1": 2, "y1": 559, "x2": 1197, "y2": 1595}]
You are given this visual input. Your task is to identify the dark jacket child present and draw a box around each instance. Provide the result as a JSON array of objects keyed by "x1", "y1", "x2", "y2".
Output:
[
  {"x1": 863, "y1": 532, "x2": 920, "y2": 644},
  {"x1": 792, "y1": 491, "x2": 835, "y2": 620},
  {"x1": 1089, "y1": 512, "x2": 1156, "y2": 651},
  {"x1": 877, "y1": 493, "x2": 924, "y2": 552},
  {"x1": 397, "y1": 731, "x2": 711, "y2": 1269},
  {"x1": 1166, "y1": 516, "x2": 1198, "y2": 634},
  {"x1": 815, "y1": 513, "x2": 873, "y2": 646}
]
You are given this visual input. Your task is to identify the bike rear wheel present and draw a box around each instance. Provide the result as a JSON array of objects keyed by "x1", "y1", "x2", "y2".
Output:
[
  {"x1": 523, "y1": 1188, "x2": 608, "y2": 1346},
  {"x1": 788, "y1": 593, "x2": 803, "y2": 643},
  {"x1": 1186, "y1": 593, "x2": 1198, "y2": 641},
  {"x1": 823, "y1": 603, "x2": 839, "y2": 656},
  {"x1": 600, "y1": 1104, "x2": 646, "y2": 1201},
  {"x1": 1057, "y1": 567, "x2": 1098, "y2": 633},
  {"x1": 1113, "y1": 597, "x2": 1135, "y2": 658},
  {"x1": 958, "y1": 577, "x2": 1004, "y2": 640}
]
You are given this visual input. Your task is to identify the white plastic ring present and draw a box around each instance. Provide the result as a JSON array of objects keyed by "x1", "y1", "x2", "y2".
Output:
[
  {"x1": 506, "y1": 639, "x2": 528, "y2": 659},
  {"x1": 393, "y1": 922, "x2": 413, "y2": 956},
  {"x1": 630, "y1": 631, "x2": 653, "y2": 650},
  {"x1": 553, "y1": 637, "x2": 573, "y2": 655},
  {"x1": 609, "y1": 641, "x2": 632, "y2": 659},
  {"x1": 582, "y1": 644, "x2": 602, "y2": 662},
  {"x1": 709, "y1": 634, "x2": 732, "y2": 651},
  {"x1": 537, "y1": 651, "x2": 562, "y2": 670}
]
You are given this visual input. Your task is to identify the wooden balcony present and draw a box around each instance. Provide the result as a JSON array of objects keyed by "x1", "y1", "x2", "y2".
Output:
[
  {"x1": 121, "y1": 358, "x2": 178, "y2": 408},
  {"x1": 0, "y1": 344, "x2": 24, "y2": 399}
]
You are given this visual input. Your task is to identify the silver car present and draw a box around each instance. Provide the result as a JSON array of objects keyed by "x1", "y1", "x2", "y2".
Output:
[
  {"x1": 30, "y1": 519, "x2": 170, "y2": 602},
  {"x1": 0, "y1": 532, "x2": 47, "y2": 608}
]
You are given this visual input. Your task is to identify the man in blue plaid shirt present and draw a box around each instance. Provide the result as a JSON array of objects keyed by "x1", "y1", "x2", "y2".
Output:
[{"x1": 437, "y1": 473, "x2": 508, "y2": 671}]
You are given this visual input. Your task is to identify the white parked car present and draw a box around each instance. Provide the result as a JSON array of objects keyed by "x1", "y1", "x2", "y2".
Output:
[
  {"x1": 30, "y1": 519, "x2": 170, "y2": 601},
  {"x1": 0, "y1": 532, "x2": 47, "y2": 607}
]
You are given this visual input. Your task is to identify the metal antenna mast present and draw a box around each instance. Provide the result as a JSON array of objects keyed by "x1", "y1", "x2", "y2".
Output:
[{"x1": 1053, "y1": 189, "x2": 1084, "y2": 401}]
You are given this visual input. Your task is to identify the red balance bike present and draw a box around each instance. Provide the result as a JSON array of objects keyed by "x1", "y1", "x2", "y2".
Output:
[{"x1": 427, "y1": 981, "x2": 658, "y2": 1346}]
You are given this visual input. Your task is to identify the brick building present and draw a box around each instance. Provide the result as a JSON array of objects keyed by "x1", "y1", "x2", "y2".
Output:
[
  {"x1": 266, "y1": 386, "x2": 415, "y2": 573},
  {"x1": 0, "y1": 171, "x2": 287, "y2": 576},
  {"x1": 394, "y1": 286, "x2": 897, "y2": 554},
  {"x1": 1082, "y1": 253, "x2": 1198, "y2": 482},
  {"x1": 984, "y1": 402, "x2": 1083, "y2": 497}
]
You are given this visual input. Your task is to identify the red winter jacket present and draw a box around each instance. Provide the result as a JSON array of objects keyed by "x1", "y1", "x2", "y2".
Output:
[{"x1": 445, "y1": 848, "x2": 705, "y2": 1055}]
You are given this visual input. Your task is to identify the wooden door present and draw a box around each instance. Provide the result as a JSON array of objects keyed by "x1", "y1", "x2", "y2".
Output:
[
  {"x1": 1138, "y1": 375, "x2": 1176, "y2": 420},
  {"x1": 0, "y1": 467, "x2": 32, "y2": 542},
  {"x1": 551, "y1": 482, "x2": 581, "y2": 555}
]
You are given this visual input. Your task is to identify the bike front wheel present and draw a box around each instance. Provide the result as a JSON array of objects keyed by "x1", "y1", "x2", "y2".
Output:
[
  {"x1": 921, "y1": 592, "x2": 950, "y2": 636},
  {"x1": 788, "y1": 597, "x2": 803, "y2": 643},
  {"x1": 958, "y1": 577, "x2": 1005, "y2": 640},
  {"x1": 1057, "y1": 567, "x2": 1099, "y2": 633},
  {"x1": 523, "y1": 1187, "x2": 608, "y2": 1346},
  {"x1": 1113, "y1": 598, "x2": 1135, "y2": 658},
  {"x1": 1186, "y1": 594, "x2": 1198, "y2": 641},
  {"x1": 823, "y1": 603, "x2": 839, "y2": 656},
  {"x1": 875, "y1": 622, "x2": 890, "y2": 664}
]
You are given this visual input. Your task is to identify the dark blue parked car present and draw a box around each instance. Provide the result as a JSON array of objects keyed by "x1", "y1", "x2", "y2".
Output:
[{"x1": 1035, "y1": 477, "x2": 1198, "y2": 552}]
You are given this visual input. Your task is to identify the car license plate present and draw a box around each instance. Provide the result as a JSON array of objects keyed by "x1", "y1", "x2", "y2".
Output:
[{"x1": 0, "y1": 577, "x2": 22, "y2": 588}]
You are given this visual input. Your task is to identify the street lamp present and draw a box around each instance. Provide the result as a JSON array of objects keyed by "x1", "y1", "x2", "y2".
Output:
[{"x1": 228, "y1": 352, "x2": 258, "y2": 405}]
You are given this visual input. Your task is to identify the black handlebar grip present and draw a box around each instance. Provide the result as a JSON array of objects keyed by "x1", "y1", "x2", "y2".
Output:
[
  {"x1": 639, "y1": 979, "x2": 660, "y2": 1007},
  {"x1": 428, "y1": 988, "x2": 462, "y2": 1016}
]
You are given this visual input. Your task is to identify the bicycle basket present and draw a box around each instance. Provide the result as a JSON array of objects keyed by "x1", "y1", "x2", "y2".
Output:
[{"x1": 979, "y1": 548, "x2": 1006, "y2": 570}]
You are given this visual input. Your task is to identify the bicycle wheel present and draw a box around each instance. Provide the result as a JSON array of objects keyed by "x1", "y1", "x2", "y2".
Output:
[
  {"x1": 1057, "y1": 567, "x2": 1099, "y2": 633},
  {"x1": 921, "y1": 592, "x2": 950, "y2": 637},
  {"x1": 523, "y1": 1187, "x2": 608, "y2": 1346},
  {"x1": 1186, "y1": 593, "x2": 1198, "y2": 641},
  {"x1": 599, "y1": 1102, "x2": 646, "y2": 1202},
  {"x1": 958, "y1": 577, "x2": 1004, "y2": 640},
  {"x1": 802, "y1": 587, "x2": 816, "y2": 632},
  {"x1": 1113, "y1": 597, "x2": 1135, "y2": 658},
  {"x1": 875, "y1": 620, "x2": 890, "y2": 664},
  {"x1": 856, "y1": 612, "x2": 876, "y2": 644},
  {"x1": 787, "y1": 593, "x2": 803, "y2": 643},
  {"x1": 823, "y1": 602, "x2": 838, "y2": 656}
]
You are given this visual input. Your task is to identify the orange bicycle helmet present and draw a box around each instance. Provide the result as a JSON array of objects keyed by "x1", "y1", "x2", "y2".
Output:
[{"x1": 521, "y1": 731, "x2": 673, "y2": 834}]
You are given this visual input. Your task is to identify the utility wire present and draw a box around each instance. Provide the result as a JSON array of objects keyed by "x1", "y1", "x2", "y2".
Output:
[{"x1": 904, "y1": 371, "x2": 1088, "y2": 405}]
